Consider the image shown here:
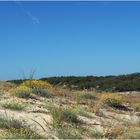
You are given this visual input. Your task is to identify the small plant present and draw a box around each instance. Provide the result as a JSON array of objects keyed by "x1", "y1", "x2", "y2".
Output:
[
  {"x1": 102, "y1": 93, "x2": 123, "y2": 108},
  {"x1": 0, "y1": 91, "x2": 4, "y2": 96},
  {"x1": 51, "y1": 106, "x2": 79, "y2": 124},
  {"x1": 87, "y1": 129, "x2": 104, "y2": 138},
  {"x1": 0, "y1": 128, "x2": 44, "y2": 139},
  {"x1": 33, "y1": 88, "x2": 52, "y2": 98},
  {"x1": 77, "y1": 107, "x2": 92, "y2": 118},
  {"x1": 0, "y1": 112, "x2": 44, "y2": 139},
  {"x1": 9, "y1": 86, "x2": 32, "y2": 98},
  {"x1": 90, "y1": 98, "x2": 104, "y2": 114},
  {"x1": 73, "y1": 92, "x2": 82, "y2": 104},
  {"x1": 51, "y1": 86, "x2": 72, "y2": 98},
  {"x1": 1, "y1": 101, "x2": 26, "y2": 110},
  {"x1": 81, "y1": 92, "x2": 96, "y2": 100},
  {"x1": 44, "y1": 101, "x2": 56, "y2": 111},
  {"x1": 54, "y1": 126, "x2": 82, "y2": 139},
  {"x1": 131, "y1": 103, "x2": 140, "y2": 112},
  {"x1": 105, "y1": 123, "x2": 126, "y2": 139},
  {"x1": 118, "y1": 126, "x2": 140, "y2": 139},
  {"x1": 0, "y1": 113, "x2": 26, "y2": 129}
]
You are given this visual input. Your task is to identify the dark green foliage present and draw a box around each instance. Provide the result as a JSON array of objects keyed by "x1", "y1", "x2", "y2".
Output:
[
  {"x1": 52, "y1": 107, "x2": 79, "y2": 124},
  {"x1": 41, "y1": 73, "x2": 140, "y2": 92},
  {"x1": 8, "y1": 73, "x2": 140, "y2": 92},
  {"x1": 7, "y1": 79, "x2": 26, "y2": 85}
]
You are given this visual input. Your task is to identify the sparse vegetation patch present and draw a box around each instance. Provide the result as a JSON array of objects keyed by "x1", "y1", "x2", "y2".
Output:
[
  {"x1": 1, "y1": 101, "x2": 26, "y2": 110},
  {"x1": 52, "y1": 106, "x2": 79, "y2": 124},
  {"x1": 0, "y1": 113, "x2": 25, "y2": 129},
  {"x1": 102, "y1": 93, "x2": 123, "y2": 109},
  {"x1": 9, "y1": 85, "x2": 32, "y2": 98},
  {"x1": 0, "y1": 128, "x2": 44, "y2": 139}
]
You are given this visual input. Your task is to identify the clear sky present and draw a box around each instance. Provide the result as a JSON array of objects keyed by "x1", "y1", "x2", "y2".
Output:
[{"x1": 0, "y1": 1, "x2": 140, "y2": 80}]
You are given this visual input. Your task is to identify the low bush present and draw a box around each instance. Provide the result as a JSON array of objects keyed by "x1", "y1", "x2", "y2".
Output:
[
  {"x1": 21, "y1": 80, "x2": 53, "y2": 97},
  {"x1": 51, "y1": 107, "x2": 79, "y2": 124},
  {"x1": 81, "y1": 92, "x2": 96, "y2": 100},
  {"x1": 54, "y1": 126, "x2": 82, "y2": 139},
  {"x1": 21, "y1": 80, "x2": 52, "y2": 90},
  {"x1": 9, "y1": 86, "x2": 32, "y2": 98},
  {"x1": 0, "y1": 113, "x2": 44, "y2": 139},
  {"x1": 33, "y1": 88, "x2": 52, "y2": 98},
  {"x1": 44, "y1": 101, "x2": 56, "y2": 111},
  {"x1": 87, "y1": 129, "x2": 104, "y2": 138},
  {"x1": 76, "y1": 107, "x2": 92, "y2": 118},
  {"x1": 131, "y1": 103, "x2": 140, "y2": 112},
  {"x1": 0, "y1": 113, "x2": 25, "y2": 129},
  {"x1": 102, "y1": 93, "x2": 123, "y2": 108},
  {"x1": 1, "y1": 101, "x2": 26, "y2": 110}
]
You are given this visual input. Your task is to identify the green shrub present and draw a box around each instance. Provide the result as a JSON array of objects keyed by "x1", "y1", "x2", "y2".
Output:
[
  {"x1": 0, "y1": 113, "x2": 44, "y2": 139},
  {"x1": 0, "y1": 114, "x2": 25, "y2": 129},
  {"x1": 33, "y1": 88, "x2": 52, "y2": 98},
  {"x1": 102, "y1": 93, "x2": 123, "y2": 108},
  {"x1": 55, "y1": 126, "x2": 82, "y2": 139},
  {"x1": 87, "y1": 129, "x2": 104, "y2": 138},
  {"x1": 9, "y1": 86, "x2": 32, "y2": 98},
  {"x1": 51, "y1": 107, "x2": 79, "y2": 124},
  {"x1": 44, "y1": 101, "x2": 56, "y2": 111},
  {"x1": 1, "y1": 101, "x2": 26, "y2": 110},
  {"x1": 77, "y1": 107, "x2": 92, "y2": 118}
]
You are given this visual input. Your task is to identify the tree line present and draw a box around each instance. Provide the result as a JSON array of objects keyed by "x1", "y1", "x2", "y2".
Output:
[{"x1": 8, "y1": 73, "x2": 140, "y2": 92}]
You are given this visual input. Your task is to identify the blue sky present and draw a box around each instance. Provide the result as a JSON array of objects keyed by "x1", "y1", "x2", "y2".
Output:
[{"x1": 0, "y1": 1, "x2": 140, "y2": 80}]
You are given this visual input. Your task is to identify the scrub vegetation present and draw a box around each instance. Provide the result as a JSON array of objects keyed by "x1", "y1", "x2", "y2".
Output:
[{"x1": 0, "y1": 77, "x2": 140, "y2": 139}]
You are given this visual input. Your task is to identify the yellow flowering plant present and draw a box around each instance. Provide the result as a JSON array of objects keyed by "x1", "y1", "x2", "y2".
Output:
[
  {"x1": 101, "y1": 93, "x2": 123, "y2": 107},
  {"x1": 21, "y1": 80, "x2": 52, "y2": 97},
  {"x1": 21, "y1": 80, "x2": 52, "y2": 90},
  {"x1": 9, "y1": 85, "x2": 32, "y2": 98}
]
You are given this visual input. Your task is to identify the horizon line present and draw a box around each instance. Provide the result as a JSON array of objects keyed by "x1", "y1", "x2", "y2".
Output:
[{"x1": 3, "y1": 72, "x2": 140, "y2": 81}]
